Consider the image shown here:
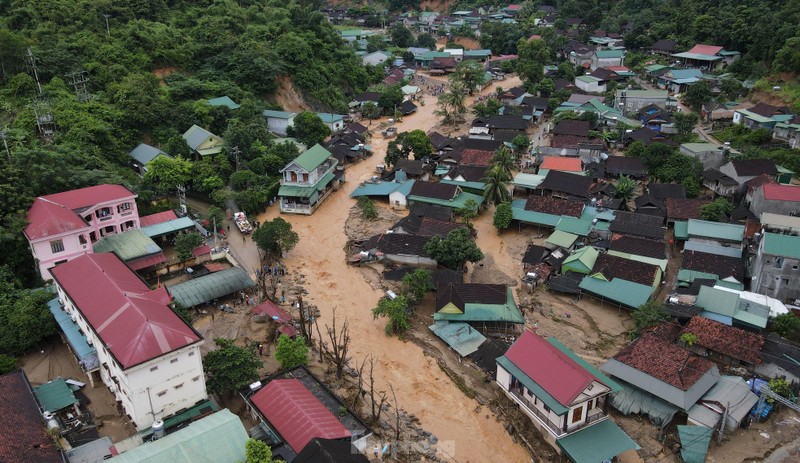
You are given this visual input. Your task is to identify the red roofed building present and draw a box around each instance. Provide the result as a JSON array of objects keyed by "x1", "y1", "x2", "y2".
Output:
[
  {"x1": 243, "y1": 368, "x2": 372, "y2": 459},
  {"x1": 51, "y1": 253, "x2": 205, "y2": 430},
  {"x1": 139, "y1": 210, "x2": 178, "y2": 227},
  {"x1": 750, "y1": 183, "x2": 800, "y2": 217},
  {"x1": 24, "y1": 184, "x2": 140, "y2": 280},
  {"x1": 496, "y1": 330, "x2": 639, "y2": 459},
  {"x1": 539, "y1": 156, "x2": 583, "y2": 173}
]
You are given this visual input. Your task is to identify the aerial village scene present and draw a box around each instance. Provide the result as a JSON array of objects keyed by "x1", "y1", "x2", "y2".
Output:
[{"x1": 3, "y1": 1, "x2": 800, "y2": 463}]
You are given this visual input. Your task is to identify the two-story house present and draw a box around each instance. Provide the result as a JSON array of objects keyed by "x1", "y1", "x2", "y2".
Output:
[
  {"x1": 278, "y1": 144, "x2": 342, "y2": 214},
  {"x1": 24, "y1": 184, "x2": 140, "y2": 281},
  {"x1": 750, "y1": 232, "x2": 800, "y2": 302},
  {"x1": 50, "y1": 253, "x2": 206, "y2": 430},
  {"x1": 496, "y1": 330, "x2": 639, "y2": 461}
]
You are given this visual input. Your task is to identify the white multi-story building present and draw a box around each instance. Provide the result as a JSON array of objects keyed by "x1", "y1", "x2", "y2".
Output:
[
  {"x1": 51, "y1": 253, "x2": 206, "y2": 430},
  {"x1": 24, "y1": 184, "x2": 140, "y2": 281}
]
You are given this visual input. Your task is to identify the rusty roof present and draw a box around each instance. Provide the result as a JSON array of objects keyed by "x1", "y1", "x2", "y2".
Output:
[
  {"x1": 524, "y1": 196, "x2": 584, "y2": 217},
  {"x1": 681, "y1": 316, "x2": 764, "y2": 365},
  {"x1": 591, "y1": 252, "x2": 660, "y2": 286},
  {"x1": 613, "y1": 334, "x2": 716, "y2": 391},
  {"x1": 665, "y1": 198, "x2": 712, "y2": 220}
]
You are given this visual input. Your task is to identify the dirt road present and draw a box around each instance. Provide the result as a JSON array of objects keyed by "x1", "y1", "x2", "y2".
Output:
[{"x1": 256, "y1": 77, "x2": 531, "y2": 462}]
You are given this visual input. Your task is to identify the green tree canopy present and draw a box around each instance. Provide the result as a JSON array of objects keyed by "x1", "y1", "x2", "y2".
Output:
[
  {"x1": 385, "y1": 129, "x2": 432, "y2": 166},
  {"x1": 252, "y1": 218, "x2": 299, "y2": 261},
  {"x1": 516, "y1": 38, "x2": 550, "y2": 88},
  {"x1": 242, "y1": 439, "x2": 274, "y2": 463},
  {"x1": 391, "y1": 25, "x2": 414, "y2": 47},
  {"x1": 614, "y1": 175, "x2": 636, "y2": 210},
  {"x1": 416, "y1": 33, "x2": 437, "y2": 49},
  {"x1": 175, "y1": 233, "x2": 205, "y2": 261},
  {"x1": 0, "y1": 268, "x2": 57, "y2": 356},
  {"x1": 424, "y1": 228, "x2": 484, "y2": 270},
  {"x1": 379, "y1": 85, "x2": 404, "y2": 112},
  {"x1": 631, "y1": 301, "x2": 670, "y2": 338},
  {"x1": 402, "y1": 269, "x2": 432, "y2": 304},
  {"x1": 203, "y1": 338, "x2": 263, "y2": 395},
  {"x1": 144, "y1": 156, "x2": 193, "y2": 194},
  {"x1": 274, "y1": 334, "x2": 309, "y2": 369},
  {"x1": 372, "y1": 295, "x2": 411, "y2": 335},
  {"x1": 452, "y1": 61, "x2": 487, "y2": 95},
  {"x1": 483, "y1": 165, "x2": 511, "y2": 206},
  {"x1": 683, "y1": 82, "x2": 712, "y2": 113},
  {"x1": 287, "y1": 112, "x2": 331, "y2": 147},
  {"x1": 771, "y1": 313, "x2": 800, "y2": 343},
  {"x1": 700, "y1": 198, "x2": 733, "y2": 221},
  {"x1": 493, "y1": 202, "x2": 513, "y2": 230}
]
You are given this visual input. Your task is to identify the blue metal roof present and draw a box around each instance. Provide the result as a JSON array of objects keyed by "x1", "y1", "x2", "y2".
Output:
[{"x1": 47, "y1": 298, "x2": 98, "y2": 365}]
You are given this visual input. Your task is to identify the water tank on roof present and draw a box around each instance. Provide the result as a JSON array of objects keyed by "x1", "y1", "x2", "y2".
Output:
[
  {"x1": 44, "y1": 412, "x2": 59, "y2": 431},
  {"x1": 249, "y1": 381, "x2": 262, "y2": 392},
  {"x1": 152, "y1": 420, "x2": 166, "y2": 440}
]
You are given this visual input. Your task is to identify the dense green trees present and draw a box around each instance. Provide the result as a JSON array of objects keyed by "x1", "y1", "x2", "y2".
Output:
[
  {"x1": 252, "y1": 218, "x2": 299, "y2": 262},
  {"x1": 385, "y1": 130, "x2": 432, "y2": 166},
  {"x1": 424, "y1": 228, "x2": 484, "y2": 270},
  {"x1": 203, "y1": 338, "x2": 263, "y2": 396},
  {"x1": 274, "y1": 334, "x2": 309, "y2": 369},
  {"x1": 0, "y1": 267, "x2": 57, "y2": 355},
  {"x1": 174, "y1": 233, "x2": 205, "y2": 261},
  {"x1": 372, "y1": 296, "x2": 411, "y2": 335},
  {"x1": 287, "y1": 112, "x2": 331, "y2": 147}
]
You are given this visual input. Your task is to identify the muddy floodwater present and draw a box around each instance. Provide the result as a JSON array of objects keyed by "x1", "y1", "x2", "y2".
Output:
[{"x1": 258, "y1": 77, "x2": 531, "y2": 462}]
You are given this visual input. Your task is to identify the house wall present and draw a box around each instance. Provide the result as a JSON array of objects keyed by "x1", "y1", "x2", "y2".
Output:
[
  {"x1": 267, "y1": 117, "x2": 292, "y2": 136},
  {"x1": 31, "y1": 196, "x2": 139, "y2": 281},
  {"x1": 703, "y1": 179, "x2": 737, "y2": 197},
  {"x1": 388, "y1": 191, "x2": 409, "y2": 208},
  {"x1": 591, "y1": 56, "x2": 622, "y2": 71},
  {"x1": 575, "y1": 79, "x2": 605, "y2": 93},
  {"x1": 750, "y1": 188, "x2": 800, "y2": 217},
  {"x1": 384, "y1": 253, "x2": 437, "y2": 268},
  {"x1": 282, "y1": 160, "x2": 336, "y2": 186},
  {"x1": 680, "y1": 147, "x2": 727, "y2": 170},
  {"x1": 751, "y1": 248, "x2": 800, "y2": 302},
  {"x1": 616, "y1": 96, "x2": 668, "y2": 116},
  {"x1": 55, "y1": 284, "x2": 206, "y2": 430}
]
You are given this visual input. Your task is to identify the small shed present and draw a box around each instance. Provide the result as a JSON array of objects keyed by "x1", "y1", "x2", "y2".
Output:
[
  {"x1": 167, "y1": 267, "x2": 255, "y2": 308},
  {"x1": 561, "y1": 246, "x2": 599, "y2": 274},
  {"x1": 32, "y1": 378, "x2": 80, "y2": 415}
]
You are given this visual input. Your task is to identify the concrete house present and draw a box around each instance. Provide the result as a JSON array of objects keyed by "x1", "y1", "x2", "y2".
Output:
[
  {"x1": 590, "y1": 49, "x2": 624, "y2": 71},
  {"x1": 614, "y1": 89, "x2": 671, "y2": 116},
  {"x1": 51, "y1": 253, "x2": 206, "y2": 430},
  {"x1": 733, "y1": 103, "x2": 794, "y2": 130},
  {"x1": 434, "y1": 282, "x2": 525, "y2": 336},
  {"x1": 672, "y1": 44, "x2": 740, "y2": 71},
  {"x1": 24, "y1": 184, "x2": 140, "y2": 280},
  {"x1": 574, "y1": 75, "x2": 605, "y2": 93},
  {"x1": 263, "y1": 110, "x2": 296, "y2": 136},
  {"x1": 749, "y1": 183, "x2": 800, "y2": 217},
  {"x1": 278, "y1": 144, "x2": 341, "y2": 214},
  {"x1": 718, "y1": 159, "x2": 778, "y2": 192},
  {"x1": 129, "y1": 143, "x2": 172, "y2": 175},
  {"x1": 496, "y1": 331, "x2": 639, "y2": 461},
  {"x1": 751, "y1": 232, "x2": 800, "y2": 302},
  {"x1": 680, "y1": 142, "x2": 736, "y2": 170},
  {"x1": 182, "y1": 124, "x2": 224, "y2": 157}
]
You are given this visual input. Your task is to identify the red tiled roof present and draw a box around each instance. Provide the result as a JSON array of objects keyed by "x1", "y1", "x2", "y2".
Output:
[
  {"x1": 524, "y1": 196, "x2": 584, "y2": 217},
  {"x1": 551, "y1": 134, "x2": 589, "y2": 149},
  {"x1": 253, "y1": 300, "x2": 293, "y2": 324},
  {"x1": 681, "y1": 316, "x2": 764, "y2": 365},
  {"x1": 192, "y1": 244, "x2": 211, "y2": 258},
  {"x1": 665, "y1": 198, "x2": 712, "y2": 220},
  {"x1": 505, "y1": 331, "x2": 605, "y2": 407},
  {"x1": 592, "y1": 253, "x2": 660, "y2": 286},
  {"x1": 139, "y1": 210, "x2": 178, "y2": 227},
  {"x1": 540, "y1": 156, "x2": 582, "y2": 172},
  {"x1": 25, "y1": 184, "x2": 137, "y2": 240},
  {"x1": 409, "y1": 181, "x2": 458, "y2": 200},
  {"x1": 613, "y1": 334, "x2": 715, "y2": 390},
  {"x1": 51, "y1": 253, "x2": 200, "y2": 369},
  {"x1": 459, "y1": 149, "x2": 494, "y2": 166},
  {"x1": 0, "y1": 370, "x2": 63, "y2": 463},
  {"x1": 761, "y1": 183, "x2": 800, "y2": 202},
  {"x1": 251, "y1": 379, "x2": 350, "y2": 453},
  {"x1": 127, "y1": 252, "x2": 167, "y2": 271},
  {"x1": 686, "y1": 44, "x2": 723, "y2": 56}
]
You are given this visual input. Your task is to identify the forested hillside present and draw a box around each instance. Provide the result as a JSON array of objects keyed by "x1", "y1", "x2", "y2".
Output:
[{"x1": 0, "y1": 0, "x2": 380, "y2": 287}]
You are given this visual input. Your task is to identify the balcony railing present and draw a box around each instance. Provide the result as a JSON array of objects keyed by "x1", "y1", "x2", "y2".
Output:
[
  {"x1": 508, "y1": 388, "x2": 564, "y2": 437},
  {"x1": 567, "y1": 406, "x2": 607, "y2": 433}
]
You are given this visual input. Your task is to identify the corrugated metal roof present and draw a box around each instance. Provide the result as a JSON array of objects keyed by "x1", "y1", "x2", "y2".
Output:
[
  {"x1": 579, "y1": 277, "x2": 652, "y2": 309},
  {"x1": 696, "y1": 285, "x2": 739, "y2": 317},
  {"x1": 429, "y1": 322, "x2": 486, "y2": 356},
  {"x1": 140, "y1": 210, "x2": 178, "y2": 227},
  {"x1": 686, "y1": 219, "x2": 743, "y2": 242},
  {"x1": 433, "y1": 288, "x2": 524, "y2": 323},
  {"x1": 285, "y1": 144, "x2": 333, "y2": 172},
  {"x1": 182, "y1": 124, "x2": 214, "y2": 150},
  {"x1": 110, "y1": 410, "x2": 247, "y2": 463},
  {"x1": 206, "y1": 96, "x2": 240, "y2": 110},
  {"x1": 93, "y1": 229, "x2": 162, "y2": 261},
  {"x1": 546, "y1": 230, "x2": 579, "y2": 248},
  {"x1": 677, "y1": 425, "x2": 713, "y2": 463},
  {"x1": 763, "y1": 233, "x2": 800, "y2": 259},
  {"x1": 557, "y1": 419, "x2": 639, "y2": 463},
  {"x1": 555, "y1": 216, "x2": 592, "y2": 236},
  {"x1": 129, "y1": 143, "x2": 168, "y2": 165},
  {"x1": 33, "y1": 378, "x2": 78, "y2": 413},
  {"x1": 168, "y1": 267, "x2": 254, "y2": 308},
  {"x1": 562, "y1": 246, "x2": 598, "y2": 274},
  {"x1": 48, "y1": 297, "x2": 97, "y2": 363},
  {"x1": 141, "y1": 216, "x2": 196, "y2": 238},
  {"x1": 251, "y1": 379, "x2": 350, "y2": 453},
  {"x1": 511, "y1": 201, "x2": 562, "y2": 226}
]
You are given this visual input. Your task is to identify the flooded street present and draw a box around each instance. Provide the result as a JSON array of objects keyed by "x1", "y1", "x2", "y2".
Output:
[{"x1": 255, "y1": 77, "x2": 531, "y2": 462}]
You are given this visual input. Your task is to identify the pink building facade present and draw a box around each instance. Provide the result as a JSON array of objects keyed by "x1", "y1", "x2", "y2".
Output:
[{"x1": 24, "y1": 184, "x2": 140, "y2": 281}]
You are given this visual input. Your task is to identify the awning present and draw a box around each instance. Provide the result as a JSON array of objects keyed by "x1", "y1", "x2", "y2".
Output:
[
  {"x1": 47, "y1": 298, "x2": 99, "y2": 370},
  {"x1": 557, "y1": 419, "x2": 640, "y2": 463},
  {"x1": 167, "y1": 267, "x2": 255, "y2": 307},
  {"x1": 673, "y1": 220, "x2": 689, "y2": 240},
  {"x1": 141, "y1": 216, "x2": 196, "y2": 238},
  {"x1": 127, "y1": 253, "x2": 167, "y2": 271},
  {"x1": 33, "y1": 378, "x2": 79, "y2": 413},
  {"x1": 677, "y1": 425, "x2": 712, "y2": 463}
]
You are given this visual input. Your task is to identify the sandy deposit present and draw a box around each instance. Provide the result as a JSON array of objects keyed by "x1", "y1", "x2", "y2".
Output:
[{"x1": 256, "y1": 80, "x2": 531, "y2": 462}]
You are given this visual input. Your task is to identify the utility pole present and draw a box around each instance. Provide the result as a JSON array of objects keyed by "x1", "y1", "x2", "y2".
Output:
[
  {"x1": 103, "y1": 14, "x2": 111, "y2": 37},
  {"x1": 231, "y1": 146, "x2": 241, "y2": 171},
  {"x1": 66, "y1": 70, "x2": 91, "y2": 102},
  {"x1": 0, "y1": 130, "x2": 10, "y2": 162},
  {"x1": 177, "y1": 185, "x2": 187, "y2": 215},
  {"x1": 25, "y1": 48, "x2": 56, "y2": 141},
  {"x1": 24, "y1": 48, "x2": 42, "y2": 95}
]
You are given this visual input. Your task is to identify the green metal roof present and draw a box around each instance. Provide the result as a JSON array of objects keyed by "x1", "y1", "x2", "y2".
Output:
[
  {"x1": 579, "y1": 277, "x2": 653, "y2": 309},
  {"x1": 696, "y1": 286, "x2": 739, "y2": 317},
  {"x1": 548, "y1": 338, "x2": 621, "y2": 393},
  {"x1": 576, "y1": 75, "x2": 600, "y2": 83},
  {"x1": 141, "y1": 216, "x2": 196, "y2": 238},
  {"x1": 206, "y1": 96, "x2": 240, "y2": 110},
  {"x1": 279, "y1": 171, "x2": 335, "y2": 198},
  {"x1": 351, "y1": 180, "x2": 413, "y2": 197},
  {"x1": 615, "y1": 90, "x2": 668, "y2": 99},
  {"x1": 557, "y1": 419, "x2": 639, "y2": 463},
  {"x1": 93, "y1": 229, "x2": 162, "y2": 261},
  {"x1": 687, "y1": 219, "x2": 743, "y2": 242},
  {"x1": 48, "y1": 297, "x2": 97, "y2": 362},
  {"x1": 33, "y1": 378, "x2": 78, "y2": 413},
  {"x1": 513, "y1": 173, "x2": 546, "y2": 189},
  {"x1": 562, "y1": 246, "x2": 599, "y2": 274},
  {"x1": 440, "y1": 179, "x2": 486, "y2": 191},
  {"x1": 288, "y1": 144, "x2": 333, "y2": 172},
  {"x1": 546, "y1": 230, "x2": 579, "y2": 248},
  {"x1": 168, "y1": 267, "x2": 255, "y2": 308},
  {"x1": 464, "y1": 49, "x2": 492, "y2": 56},
  {"x1": 263, "y1": 110, "x2": 295, "y2": 119},
  {"x1": 429, "y1": 321, "x2": 486, "y2": 357},
  {"x1": 111, "y1": 410, "x2": 247, "y2": 463},
  {"x1": 673, "y1": 220, "x2": 689, "y2": 240},
  {"x1": 681, "y1": 142, "x2": 720, "y2": 154},
  {"x1": 673, "y1": 52, "x2": 722, "y2": 61},
  {"x1": 496, "y1": 356, "x2": 568, "y2": 415},
  {"x1": 677, "y1": 425, "x2": 712, "y2": 463},
  {"x1": 595, "y1": 50, "x2": 624, "y2": 59},
  {"x1": 141, "y1": 399, "x2": 219, "y2": 438},
  {"x1": 556, "y1": 217, "x2": 592, "y2": 236},
  {"x1": 763, "y1": 233, "x2": 800, "y2": 259},
  {"x1": 434, "y1": 288, "x2": 524, "y2": 324},
  {"x1": 407, "y1": 191, "x2": 484, "y2": 210}
]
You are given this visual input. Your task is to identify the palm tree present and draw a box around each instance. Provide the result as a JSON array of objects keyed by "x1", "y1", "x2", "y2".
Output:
[
  {"x1": 614, "y1": 175, "x2": 636, "y2": 210},
  {"x1": 491, "y1": 147, "x2": 516, "y2": 177},
  {"x1": 482, "y1": 165, "x2": 511, "y2": 205}
]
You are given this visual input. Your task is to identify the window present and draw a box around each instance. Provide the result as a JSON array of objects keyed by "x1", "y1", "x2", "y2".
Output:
[
  {"x1": 150, "y1": 366, "x2": 158, "y2": 372},
  {"x1": 188, "y1": 351, "x2": 195, "y2": 357},
  {"x1": 79, "y1": 235, "x2": 87, "y2": 245},
  {"x1": 50, "y1": 240, "x2": 65, "y2": 253},
  {"x1": 192, "y1": 376, "x2": 201, "y2": 382},
  {"x1": 571, "y1": 406, "x2": 583, "y2": 424},
  {"x1": 117, "y1": 203, "x2": 131, "y2": 213},
  {"x1": 774, "y1": 257, "x2": 784, "y2": 269},
  {"x1": 174, "y1": 383, "x2": 184, "y2": 390},
  {"x1": 157, "y1": 390, "x2": 167, "y2": 397},
  {"x1": 543, "y1": 403, "x2": 550, "y2": 413},
  {"x1": 782, "y1": 279, "x2": 789, "y2": 285},
  {"x1": 793, "y1": 265, "x2": 799, "y2": 270},
  {"x1": 170, "y1": 358, "x2": 178, "y2": 364}
]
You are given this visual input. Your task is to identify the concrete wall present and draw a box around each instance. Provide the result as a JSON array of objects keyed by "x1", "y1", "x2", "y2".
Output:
[
  {"x1": 680, "y1": 146, "x2": 727, "y2": 170},
  {"x1": 752, "y1": 249, "x2": 800, "y2": 302},
  {"x1": 750, "y1": 188, "x2": 800, "y2": 217}
]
